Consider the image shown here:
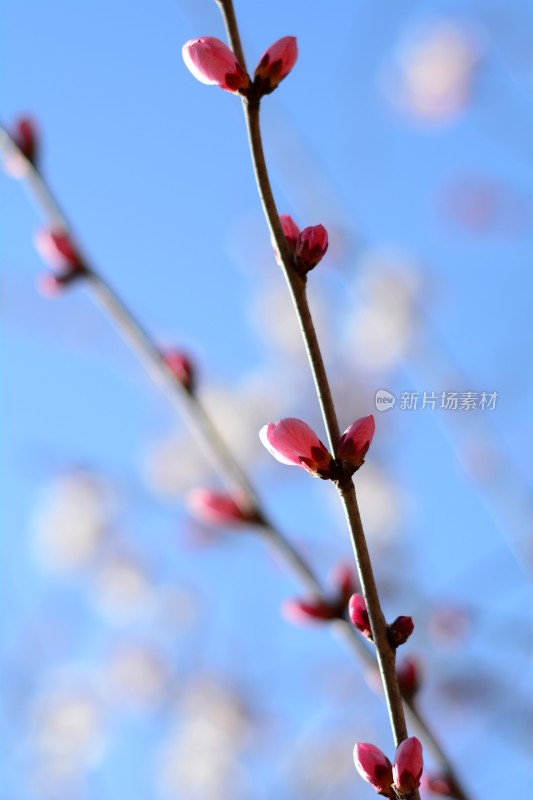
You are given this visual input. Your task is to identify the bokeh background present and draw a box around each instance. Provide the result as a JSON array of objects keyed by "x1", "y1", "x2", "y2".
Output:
[{"x1": 2, "y1": 0, "x2": 533, "y2": 797}]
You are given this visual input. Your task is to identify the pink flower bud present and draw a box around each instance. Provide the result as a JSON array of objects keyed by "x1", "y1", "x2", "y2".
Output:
[
  {"x1": 388, "y1": 615, "x2": 415, "y2": 648},
  {"x1": 349, "y1": 593, "x2": 372, "y2": 639},
  {"x1": 396, "y1": 657, "x2": 421, "y2": 701},
  {"x1": 282, "y1": 597, "x2": 336, "y2": 624},
  {"x1": 294, "y1": 224, "x2": 328, "y2": 273},
  {"x1": 182, "y1": 37, "x2": 250, "y2": 93},
  {"x1": 187, "y1": 489, "x2": 257, "y2": 527},
  {"x1": 271, "y1": 215, "x2": 301, "y2": 266},
  {"x1": 34, "y1": 228, "x2": 87, "y2": 292},
  {"x1": 163, "y1": 350, "x2": 195, "y2": 392},
  {"x1": 421, "y1": 771, "x2": 457, "y2": 796},
  {"x1": 259, "y1": 418, "x2": 333, "y2": 478},
  {"x1": 353, "y1": 742, "x2": 394, "y2": 797},
  {"x1": 4, "y1": 117, "x2": 38, "y2": 177},
  {"x1": 338, "y1": 415, "x2": 375, "y2": 470},
  {"x1": 254, "y1": 36, "x2": 298, "y2": 94},
  {"x1": 393, "y1": 737, "x2": 423, "y2": 795},
  {"x1": 330, "y1": 562, "x2": 357, "y2": 604}
]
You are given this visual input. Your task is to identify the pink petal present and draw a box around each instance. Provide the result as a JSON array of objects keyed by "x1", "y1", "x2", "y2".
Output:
[
  {"x1": 260, "y1": 418, "x2": 332, "y2": 475},
  {"x1": 254, "y1": 36, "x2": 298, "y2": 90},
  {"x1": 393, "y1": 737, "x2": 423, "y2": 794},
  {"x1": 259, "y1": 423, "x2": 296, "y2": 466},
  {"x1": 338, "y1": 415, "x2": 375, "y2": 467},
  {"x1": 349, "y1": 593, "x2": 372, "y2": 638},
  {"x1": 182, "y1": 37, "x2": 249, "y2": 92},
  {"x1": 282, "y1": 597, "x2": 335, "y2": 625},
  {"x1": 295, "y1": 224, "x2": 329, "y2": 272},
  {"x1": 354, "y1": 742, "x2": 394, "y2": 796}
]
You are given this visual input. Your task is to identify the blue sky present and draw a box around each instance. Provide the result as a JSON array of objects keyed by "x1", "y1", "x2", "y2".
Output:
[{"x1": 2, "y1": 0, "x2": 533, "y2": 798}]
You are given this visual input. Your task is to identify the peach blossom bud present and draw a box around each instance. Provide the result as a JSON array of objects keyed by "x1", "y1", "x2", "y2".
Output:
[
  {"x1": 295, "y1": 224, "x2": 328, "y2": 273},
  {"x1": 349, "y1": 593, "x2": 372, "y2": 639},
  {"x1": 330, "y1": 562, "x2": 357, "y2": 604},
  {"x1": 34, "y1": 228, "x2": 87, "y2": 293},
  {"x1": 393, "y1": 737, "x2": 423, "y2": 795},
  {"x1": 396, "y1": 657, "x2": 420, "y2": 701},
  {"x1": 3, "y1": 116, "x2": 38, "y2": 177},
  {"x1": 163, "y1": 351, "x2": 195, "y2": 392},
  {"x1": 187, "y1": 489, "x2": 257, "y2": 527},
  {"x1": 182, "y1": 37, "x2": 250, "y2": 93},
  {"x1": 272, "y1": 214, "x2": 300, "y2": 266},
  {"x1": 282, "y1": 597, "x2": 336, "y2": 624},
  {"x1": 353, "y1": 742, "x2": 394, "y2": 797},
  {"x1": 388, "y1": 615, "x2": 414, "y2": 648},
  {"x1": 338, "y1": 415, "x2": 375, "y2": 470},
  {"x1": 254, "y1": 36, "x2": 298, "y2": 94},
  {"x1": 259, "y1": 418, "x2": 333, "y2": 478},
  {"x1": 421, "y1": 771, "x2": 457, "y2": 796}
]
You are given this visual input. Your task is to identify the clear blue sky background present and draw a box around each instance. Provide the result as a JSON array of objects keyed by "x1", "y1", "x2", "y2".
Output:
[{"x1": 2, "y1": 0, "x2": 533, "y2": 798}]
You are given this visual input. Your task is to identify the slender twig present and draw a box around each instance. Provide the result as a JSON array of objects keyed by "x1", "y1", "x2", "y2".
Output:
[{"x1": 1, "y1": 122, "x2": 469, "y2": 799}]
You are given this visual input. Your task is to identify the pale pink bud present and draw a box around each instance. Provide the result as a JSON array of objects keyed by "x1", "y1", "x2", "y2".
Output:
[
  {"x1": 187, "y1": 489, "x2": 257, "y2": 527},
  {"x1": 182, "y1": 37, "x2": 250, "y2": 93},
  {"x1": 396, "y1": 657, "x2": 421, "y2": 701},
  {"x1": 259, "y1": 418, "x2": 333, "y2": 478},
  {"x1": 3, "y1": 116, "x2": 38, "y2": 177},
  {"x1": 34, "y1": 228, "x2": 87, "y2": 292},
  {"x1": 393, "y1": 737, "x2": 424, "y2": 795},
  {"x1": 254, "y1": 36, "x2": 298, "y2": 93},
  {"x1": 349, "y1": 593, "x2": 372, "y2": 639},
  {"x1": 295, "y1": 224, "x2": 329, "y2": 273},
  {"x1": 338, "y1": 415, "x2": 375, "y2": 470},
  {"x1": 353, "y1": 743, "x2": 394, "y2": 797},
  {"x1": 388, "y1": 615, "x2": 415, "y2": 648},
  {"x1": 163, "y1": 351, "x2": 195, "y2": 392},
  {"x1": 282, "y1": 597, "x2": 336, "y2": 624},
  {"x1": 421, "y1": 771, "x2": 457, "y2": 796}
]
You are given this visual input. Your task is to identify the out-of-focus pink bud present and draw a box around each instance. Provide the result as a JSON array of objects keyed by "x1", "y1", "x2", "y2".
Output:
[
  {"x1": 3, "y1": 116, "x2": 38, "y2": 178},
  {"x1": 282, "y1": 597, "x2": 336, "y2": 624},
  {"x1": 163, "y1": 351, "x2": 195, "y2": 392},
  {"x1": 388, "y1": 615, "x2": 415, "y2": 648},
  {"x1": 393, "y1": 737, "x2": 423, "y2": 795},
  {"x1": 349, "y1": 593, "x2": 372, "y2": 639},
  {"x1": 254, "y1": 36, "x2": 298, "y2": 94},
  {"x1": 259, "y1": 418, "x2": 333, "y2": 478},
  {"x1": 294, "y1": 224, "x2": 328, "y2": 273},
  {"x1": 353, "y1": 742, "x2": 394, "y2": 797},
  {"x1": 34, "y1": 228, "x2": 87, "y2": 294},
  {"x1": 338, "y1": 415, "x2": 375, "y2": 470},
  {"x1": 182, "y1": 37, "x2": 250, "y2": 93},
  {"x1": 330, "y1": 562, "x2": 357, "y2": 604},
  {"x1": 421, "y1": 771, "x2": 457, "y2": 796},
  {"x1": 187, "y1": 489, "x2": 258, "y2": 527},
  {"x1": 396, "y1": 657, "x2": 421, "y2": 701}
]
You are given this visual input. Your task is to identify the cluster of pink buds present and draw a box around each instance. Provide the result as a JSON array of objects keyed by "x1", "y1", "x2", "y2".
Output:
[
  {"x1": 187, "y1": 488, "x2": 260, "y2": 528},
  {"x1": 162, "y1": 350, "x2": 196, "y2": 393},
  {"x1": 182, "y1": 35, "x2": 297, "y2": 98},
  {"x1": 283, "y1": 563, "x2": 357, "y2": 624},
  {"x1": 273, "y1": 215, "x2": 329, "y2": 276},
  {"x1": 354, "y1": 737, "x2": 423, "y2": 797},
  {"x1": 3, "y1": 116, "x2": 38, "y2": 178},
  {"x1": 259, "y1": 415, "x2": 375, "y2": 480},
  {"x1": 34, "y1": 228, "x2": 88, "y2": 295}
]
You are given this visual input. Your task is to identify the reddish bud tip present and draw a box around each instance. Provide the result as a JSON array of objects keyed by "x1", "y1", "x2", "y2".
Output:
[
  {"x1": 393, "y1": 737, "x2": 423, "y2": 795},
  {"x1": 282, "y1": 597, "x2": 337, "y2": 625},
  {"x1": 295, "y1": 224, "x2": 329, "y2": 273},
  {"x1": 259, "y1": 418, "x2": 333, "y2": 479},
  {"x1": 353, "y1": 742, "x2": 394, "y2": 797},
  {"x1": 338, "y1": 415, "x2": 375, "y2": 471},
  {"x1": 388, "y1": 616, "x2": 415, "y2": 648},
  {"x1": 187, "y1": 489, "x2": 257, "y2": 528},
  {"x1": 163, "y1": 351, "x2": 196, "y2": 392},
  {"x1": 349, "y1": 593, "x2": 372, "y2": 639},
  {"x1": 182, "y1": 37, "x2": 250, "y2": 93},
  {"x1": 396, "y1": 657, "x2": 421, "y2": 701},
  {"x1": 254, "y1": 36, "x2": 298, "y2": 94},
  {"x1": 3, "y1": 116, "x2": 38, "y2": 177}
]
